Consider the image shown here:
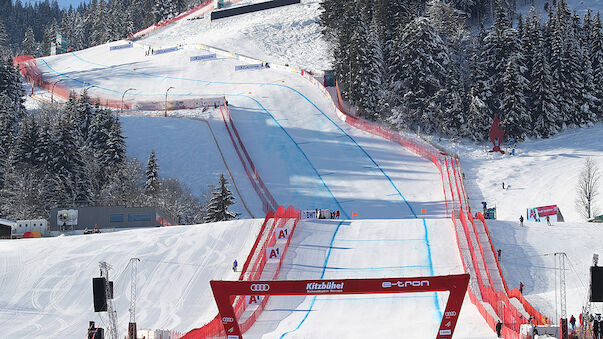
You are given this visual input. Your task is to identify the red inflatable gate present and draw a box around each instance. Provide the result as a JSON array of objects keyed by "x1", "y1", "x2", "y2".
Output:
[{"x1": 211, "y1": 274, "x2": 470, "y2": 339}]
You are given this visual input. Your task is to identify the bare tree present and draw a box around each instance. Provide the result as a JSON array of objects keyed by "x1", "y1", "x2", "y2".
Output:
[{"x1": 576, "y1": 158, "x2": 601, "y2": 220}]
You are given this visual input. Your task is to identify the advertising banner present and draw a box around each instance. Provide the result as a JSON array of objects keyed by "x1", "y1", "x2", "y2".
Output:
[
  {"x1": 57, "y1": 209, "x2": 78, "y2": 226},
  {"x1": 190, "y1": 54, "x2": 216, "y2": 61},
  {"x1": 210, "y1": 274, "x2": 469, "y2": 339},
  {"x1": 300, "y1": 209, "x2": 316, "y2": 219},
  {"x1": 235, "y1": 64, "x2": 263, "y2": 71},
  {"x1": 154, "y1": 46, "x2": 179, "y2": 55},
  {"x1": 109, "y1": 43, "x2": 133, "y2": 51},
  {"x1": 527, "y1": 205, "x2": 559, "y2": 222}
]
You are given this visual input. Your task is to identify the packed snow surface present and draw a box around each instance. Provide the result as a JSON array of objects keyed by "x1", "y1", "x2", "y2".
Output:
[
  {"x1": 143, "y1": 0, "x2": 331, "y2": 72},
  {"x1": 11, "y1": 36, "x2": 497, "y2": 337},
  {"x1": 0, "y1": 220, "x2": 263, "y2": 338},
  {"x1": 446, "y1": 123, "x2": 603, "y2": 320},
  {"x1": 9, "y1": 0, "x2": 603, "y2": 337}
]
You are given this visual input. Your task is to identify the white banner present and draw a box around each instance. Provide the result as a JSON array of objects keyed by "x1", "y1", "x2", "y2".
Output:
[{"x1": 300, "y1": 209, "x2": 317, "y2": 219}]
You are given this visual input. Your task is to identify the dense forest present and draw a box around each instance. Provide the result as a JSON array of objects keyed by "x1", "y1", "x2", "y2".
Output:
[
  {"x1": 321, "y1": 0, "x2": 602, "y2": 142},
  {"x1": 0, "y1": 60, "x2": 213, "y2": 223},
  {"x1": 0, "y1": 0, "x2": 202, "y2": 57}
]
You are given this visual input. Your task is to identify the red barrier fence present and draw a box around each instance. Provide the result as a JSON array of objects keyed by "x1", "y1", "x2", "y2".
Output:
[
  {"x1": 301, "y1": 73, "x2": 552, "y2": 337},
  {"x1": 128, "y1": 0, "x2": 214, "y2": 39},
  {"x1": 181, "y1": 206, "x2": 300, "y2": 339},
  {"x1": 14, "y1": 55, "x2": 130, "y2": 109},
  {"x1": 219, "y1": 105, "x2": 278, "y2": 214}
]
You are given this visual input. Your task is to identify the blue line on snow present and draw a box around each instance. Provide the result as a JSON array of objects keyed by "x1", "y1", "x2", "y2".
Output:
[
  {"x1": 64, "y1": 51, "x2": 416, "y2": 217},
  {"x1": 279, "y1": 220, "x2": 345, "y2": 338},
  {"x1": 41, "y1": 56, "x2": 349, "y2": 218},
  {"x1": 423, "y1": 218, "x2": 442, "y2": 319},
  {"x1": 46, "y1": 52, "x2": 441, "y2": 324}
]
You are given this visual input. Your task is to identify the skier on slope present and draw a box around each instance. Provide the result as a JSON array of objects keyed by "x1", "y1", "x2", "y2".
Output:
[
  {"x1": 519, "y1": 215, "x2": 524, "y2": 227},
  {"x1": 233, "y1": 259, "x2": 238, "y2": 272}
]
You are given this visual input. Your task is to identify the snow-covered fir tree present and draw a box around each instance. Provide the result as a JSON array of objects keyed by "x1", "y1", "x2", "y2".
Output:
[
  {"x1": 0, "y1": 19, "x2": 10, "y2": 57},
  {"x1": 144, "y1": 150, "x2": 160, "y2": 196},
  {"x1": 500, "y1": 56, "x2": 530, "y2": 141},
  {"x1": 350, "y1": 8, "x2": 386, "y2": 119},
  {"x1": 205, "y1": 173, "x2": 239, "y2": 223},
  {"x1": 12, "y1": 115, "x2": 39, "y2": 168},
  {"x1": 388, "y1": 17, "x2": 455, "y2": 133},
  {"x1": 21, "y1": 27, "x2": 39, "y2": 56},
  {"x1": 531, "y1": 30, "x2": 559, "y2": 138}
]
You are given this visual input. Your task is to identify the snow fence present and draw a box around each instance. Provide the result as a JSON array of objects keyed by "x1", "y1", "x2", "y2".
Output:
[
  {"x1": 181, "y1": 205, "x2": 300, "y2": 338},
  {"x1": 13, "y1": 54, "x2": 225, "y2": 111},
  {"x1": 293, "y1": 69, "x2": 551, "y2": 337},
  {"x1": 219, "y1": 105, "x2": 279, "y2": 214}
]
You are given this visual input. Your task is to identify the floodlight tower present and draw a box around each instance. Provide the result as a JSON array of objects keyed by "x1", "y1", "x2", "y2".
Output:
[
  {"x1": 99, "y1": 261, "x2": 119, "y2": 339},
  {"x1": 128, "y1": 258, "x2": 140, "y2": 339},
  {"x1": 555, "y1": 252, "x2": 567, "y2": 320}
]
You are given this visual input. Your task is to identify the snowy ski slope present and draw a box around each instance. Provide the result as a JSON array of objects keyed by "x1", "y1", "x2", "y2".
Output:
[
  {"x1": 7, "y1": 37, "x2": 498, "y2": 337},
  {"x1": 0, "y1": 220, "x2": 263, "y2": 338}
]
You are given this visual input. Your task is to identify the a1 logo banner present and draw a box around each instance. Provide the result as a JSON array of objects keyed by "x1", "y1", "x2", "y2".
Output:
[
  {"x1": 245, "y1": 295, "x2": 263, "y2": 305},
  {"x1": 275, "y1": 227, "x2": 289, "y2": 241},
  {"x1": 266, "y1": 246, "x2": 281, "y2": 260}
]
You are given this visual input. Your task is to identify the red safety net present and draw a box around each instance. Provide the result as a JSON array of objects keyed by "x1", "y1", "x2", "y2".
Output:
[
  {"x1": 13, "y1": 55, "x2": 131, "y2": 109},
  {"x1": 219, "y1": 105, "x2": 278, "y2": 214},
  {"x1": 298, "y1": 76, "x2": 552, "y2": 338},
  {"x1": 128, "y1": 0, "x2": 214, "y2": 39},
  {"x1": 181, "y1": 206, "x2": 300, "y2": 339}
]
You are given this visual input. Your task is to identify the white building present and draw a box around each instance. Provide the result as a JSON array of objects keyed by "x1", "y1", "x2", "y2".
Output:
[{"x1": 13, "y1": 219, "x2": 48, "y2": 237}]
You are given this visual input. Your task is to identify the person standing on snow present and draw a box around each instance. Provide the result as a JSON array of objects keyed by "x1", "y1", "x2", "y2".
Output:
[
  {"x1": 233, "y1": 259, "x2": 238, "y2": 272},
  {"x1": 496, "y1": 320, "x2": 502, "y2": 337},
  {"x1": 570, "y1": 315, "x2": 576, "y2": 331},
  {"x1": 497, "y1": 249, "x2": 502, "y2": 261},
  {"x1": 519, "y1": 282, "x2": 524, "y2": 293},
  {"x1": 546, "y1": 215, "x2": 551, "y2": 226},
  {"x1": 520, "y1": 215, "x2": 524, "y2": 227},
  {"x1": 336, "y1": 210, "x2": 340, "y2": 219}
]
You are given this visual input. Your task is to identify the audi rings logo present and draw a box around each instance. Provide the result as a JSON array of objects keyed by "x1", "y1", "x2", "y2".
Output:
[
  {"x1": 222, "y1": 317, "x2": 234, "y2": 324},
  {"x1": 250, "y1": 284, "x2": 270, "y2": 292}
]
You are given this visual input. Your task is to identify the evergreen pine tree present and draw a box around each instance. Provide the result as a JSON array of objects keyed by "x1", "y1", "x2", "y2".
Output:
[
  {"x1": 465, "y1": 88, "x2": 492, "y2": 142},
  {"x1": 500, "y1": 56, "x2": 530, "y2": 141},
  {"x1": 590, "y1": 11, "x2": 603, "y2": 119},
  {"x1": 12, "y1": 114, "x2": 39, "y2": 168},
  {"x1": 22, "y1": 27, "x2": 40, "y2": 56},
  {"x1": 103, "y1": 115, "x2": 126, "y2": 170},
  {"x1": 531, "y1": 31, "x2": 559, "y2": 138},
  {"x1": 205, "y1": 173, "x2": 239, "y2": 223},
  {"x1": 144, "y1": 150, "x2": 160, "y2": 196},
  {"x1": 0, "y1": 19, "x2": 11, "y2": 57},
  {"x1": 387, "y1": 17, "x2": 454, "y2": 133},
  {"x1": 0, "y1": 59, "x2": 25, "y2": 114}
]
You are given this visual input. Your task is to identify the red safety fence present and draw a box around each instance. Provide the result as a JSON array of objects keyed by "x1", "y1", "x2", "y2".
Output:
[
  {"x1": 13, "y1": 55, "x2": 132, "y2": 109},
  {"x1": 299, "y1": 72, "x2": 552, "y2": 338},
  {"x1": 219, "y1": 105, "x2": 278, "y2": 214},
  {"x1": 182, "y1": 206, "x2": 300, "y2": 339},
  {"x1": 128, "y1": 0, "x2": 214, "y2": 39},
  {"x1": 129, "y1": 0, "x2": 250, "y2": 39}
]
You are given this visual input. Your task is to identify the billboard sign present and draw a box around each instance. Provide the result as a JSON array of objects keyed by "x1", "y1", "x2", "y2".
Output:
[
  {"x1": 154, "y1": 46, "x2": 179, "y2": 55},
  {"x1": 57, "y1": 209, "x2": 78, "y2": 226},
  {"x1": 190, "y1": 54, "x2": 217, "y2": 61},
  {"x1": 527, "y1": 205, "x2": 559, "y2": 222},
  {"x1": 300, "y1": 209, "x2": 316, "y2": 219},
  {"x1": 235, "y1": 64, "x2": 263, "y2": 71},
  {"x1": 210, "y1": 274, "x2": 469, "y2": 339},
  {"x1": 109, "y1": 43, "x2": 133, "y2": 51}
]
